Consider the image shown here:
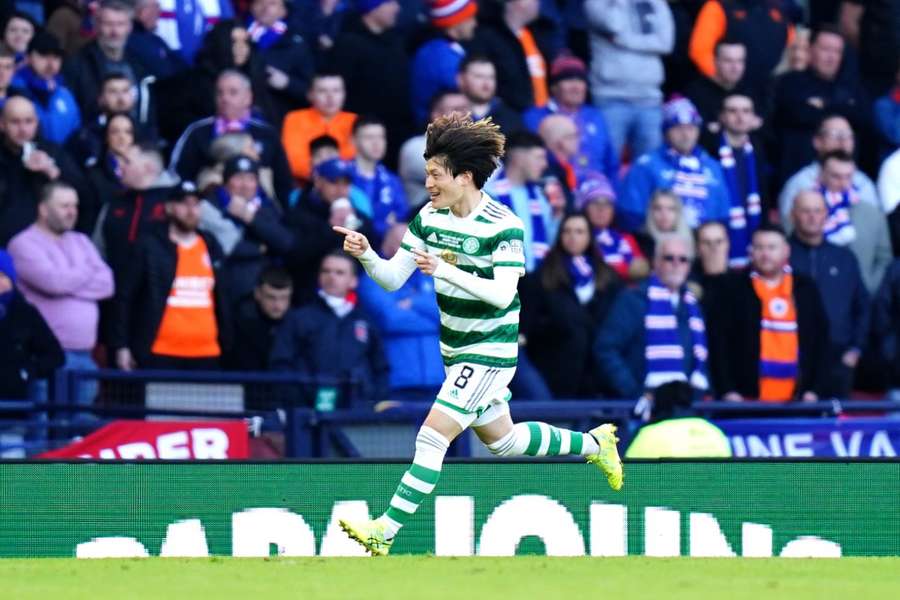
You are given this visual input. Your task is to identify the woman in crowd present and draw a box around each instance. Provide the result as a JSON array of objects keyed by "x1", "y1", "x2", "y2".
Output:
[
  {"x1": 521, "y1": 212, "x2": 622, "y2": 398},
  {"x1": 2, "y1": 11, "x2": 35, "y2": 64},
  {"x1": 634, "y1": 189, "x2": 694, "y2": 260},
  {"x1": 85, "y1": 112, "x2": 136, "y2": 232}
]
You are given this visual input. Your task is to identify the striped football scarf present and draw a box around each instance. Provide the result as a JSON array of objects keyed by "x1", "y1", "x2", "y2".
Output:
[
  {"x1": 247, "y1": 19, "x2": 287, "y2": 51},
  {"x1": 666, "y1": 147, "x2": 710, "y2": 229},
  {"x1": 751, "y1": 266, "x2": 798, "y2": 402},
  {"x1": 595, "y1": 228, "x2": 634, "y2": 272},
  {"x1": 718, "y1": 136, "x2": 761, "y2": 268},
  {"x1": 643, "y1": 275, "x2": 709, "y2": 391},
  {"x1": 493, "y1": 169, "x2": 550, "y2": 265},
  {"x1": 818, "y1": 185, "x2": 858, "y2": 246}
]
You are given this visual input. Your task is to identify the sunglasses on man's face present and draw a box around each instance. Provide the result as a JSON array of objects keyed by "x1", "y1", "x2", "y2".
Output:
[{"x1": 662, "y1": 254, "x2": 691, "y2": 264}]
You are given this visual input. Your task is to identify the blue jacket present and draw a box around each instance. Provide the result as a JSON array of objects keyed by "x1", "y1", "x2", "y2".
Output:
[
  {"x1": 358, "y1": 272, "x2": 444, "y2": 391},
  {"x1": 620, "y1": 146, "x2": 730, "y2": 231},
  {"x1": 10, "y1": 70, "x2": 81, "y2": 144},
  {"x1": 126, "y1": 22, "x2": 188, "y2": 79},
  {"x1": 523, "y1": 101, "x2": 620, "y2": 186},
  {"x1": 593, "y1": 283, "x2": 699, "y2": 399},
  {"x1": 410, "y1": 36, "x2": 466, "y2": 126},
  {"x1": 874, "y1": 92, "x2": 900, "y2": 153},
  {"x1": 350, "y1": 162, "x2": 409, "y2": 243}
]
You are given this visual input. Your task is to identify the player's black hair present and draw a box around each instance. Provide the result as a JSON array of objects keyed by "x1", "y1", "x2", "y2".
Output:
[{"x1": 424, "y1": 113, "x2": 505, "y2": 189}]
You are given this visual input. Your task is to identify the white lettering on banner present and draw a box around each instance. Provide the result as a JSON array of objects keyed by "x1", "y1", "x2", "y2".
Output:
[
  {"x1": 231, "y1": 508, "x2": 316, "y2": 556},
  {"x1": 434, "y1": 496, "x2": 474, "y2": 556},
  {"x1": 870, "y1": 431, "x2": 897, "y2": 457},
  {"x1": 71, "y1": 497, "x2": 845, "y2": 559},
  {"x1": 784, "y1": 433, "x2": 814, "y2": 457},
  {"x1": 319, "y1": 501, "x2": 371, "y2": 557},
  {"x1": 157, "y1": 432, "x2": 191, "y2": 459},
  {"x1": 191, "y1": 428, "x2": 230, "y2": 459},
  {"x1": 831, "y1": 431, "x2": 863, "y2": 457},
  {"x1": 731, "y1": 431, "x2": 897, "y2": 457},
  {"x1": 478, "y1": 495, "x2": 586, "y2": 556},
  {"x1": 77, "y1": 427, "x2": 231, "y2": 459},
  {"x1": 117, "y1": 442, "x2": 157, "y2": 459}
]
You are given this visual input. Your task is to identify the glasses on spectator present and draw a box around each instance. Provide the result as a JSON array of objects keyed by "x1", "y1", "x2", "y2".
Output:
[
  {"x1": 819, "y1": 130, "x2": 854, "y2": 141},
  {"x1": 662, "y1": 254, "x2": 691, "y2": 264},
  {"x1": 700, "y1": 238, "x2": 726, "y2": 246}
]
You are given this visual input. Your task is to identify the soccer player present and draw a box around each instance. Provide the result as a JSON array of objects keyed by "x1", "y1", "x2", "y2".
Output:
[{"x1": 333, "y1": 114, "x2": 623, "y2": 556}]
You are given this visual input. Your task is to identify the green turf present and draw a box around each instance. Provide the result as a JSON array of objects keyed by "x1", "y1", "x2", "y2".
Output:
[{"x1": 3, "y1": 556, "x2": 900, "y2": 599}]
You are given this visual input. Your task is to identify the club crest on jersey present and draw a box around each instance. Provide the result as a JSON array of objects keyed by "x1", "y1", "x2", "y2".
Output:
[
  {"x1": 462, "y1": 237, "x2": 480, "y2": 254},
  {"x1": 440, "y1": 249, "x2": 458, "y2": 265}
]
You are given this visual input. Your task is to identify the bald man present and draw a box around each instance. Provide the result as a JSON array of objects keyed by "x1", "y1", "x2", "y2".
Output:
[
  {"x1": 788, "y1": 189, "x2": 869, "y2": 398},
  {"x1": 0, "y1": 97, "x2": 89, "y2": 244},
  {"x1": 537, "y1": 113, "x2": 584, "y2": 195}
]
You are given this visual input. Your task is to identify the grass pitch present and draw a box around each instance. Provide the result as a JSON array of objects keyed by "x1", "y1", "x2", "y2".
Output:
[{"x1": 3, "y1": 556, "x2": 899, "y2": 600}]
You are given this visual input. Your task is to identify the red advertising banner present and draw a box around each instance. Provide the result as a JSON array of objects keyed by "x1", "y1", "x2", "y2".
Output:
[{"x1": 38, "y1": 421, "x2": 249, "y2": 460}]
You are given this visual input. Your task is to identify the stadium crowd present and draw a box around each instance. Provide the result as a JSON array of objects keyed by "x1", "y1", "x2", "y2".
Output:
[{"x1": 3, "y1": 0, "x2": 900, "y2": 412}]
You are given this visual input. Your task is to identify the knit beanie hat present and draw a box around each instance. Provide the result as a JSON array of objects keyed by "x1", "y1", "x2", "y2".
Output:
[{"x1": 429, "y1": 0, "x2": 478, "y2": 28}]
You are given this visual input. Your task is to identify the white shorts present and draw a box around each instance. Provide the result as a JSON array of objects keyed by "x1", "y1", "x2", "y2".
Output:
[{"x1": 433, "y1": 363, "x2": 516, "y2": 429}]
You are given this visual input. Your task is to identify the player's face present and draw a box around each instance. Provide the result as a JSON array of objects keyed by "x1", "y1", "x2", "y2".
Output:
[
  {"x1": 560, "y1": 215, "x2": 591, "y2": 256},
  {"x1": 425, "y1": 158, "x2": 466, "y2": 209}
]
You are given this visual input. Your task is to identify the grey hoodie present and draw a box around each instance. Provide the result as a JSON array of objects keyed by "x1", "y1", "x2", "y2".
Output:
[{"x1": 585, "y1": 0, "x2": 675, "y2": 103}]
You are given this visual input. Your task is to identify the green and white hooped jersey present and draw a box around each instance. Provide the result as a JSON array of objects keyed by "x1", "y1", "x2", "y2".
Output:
[{"x1": 400, "y1": 192, "x2": 526, "y2": 369}]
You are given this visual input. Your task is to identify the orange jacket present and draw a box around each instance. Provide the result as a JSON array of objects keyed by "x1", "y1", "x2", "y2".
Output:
[{"x1": 281, "y1": 109, "x2": 357, "y2": 181}]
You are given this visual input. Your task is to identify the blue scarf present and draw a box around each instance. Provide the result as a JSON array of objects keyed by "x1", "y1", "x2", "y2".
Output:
[
  {"x1": 0, "y1": 250, "x2": 17, "y2": 319},
  {"x1": 666, "y1": 146, "x2": 710, "y2": 229},
  {"x1": 819, "y1": 185, "x2": 858, "y2": 246},
  {"x1": 247, "y1": 19, "x2": 287, "y2": 51},
  {"x1": 14, "y1": 66, "x2": 61, "y2": 107},
  {"x1": 594, "y1": 228, "x2": 633, "y2": 270},
  {"x1": 644, "y1": 275, "x2": 709, "y2": 391},
  {"x1": 215, "y1": 187, "x2": 270, "y2": 225},
  {"x1": 493, "y1": 169, "x2": 550, "y2": 265},
  {"x1": 718, "y1": 136, "x2": 761, "y2": 268},
  {"x1": 567, "y1": 254, "x2": 595, "y2": 303}
]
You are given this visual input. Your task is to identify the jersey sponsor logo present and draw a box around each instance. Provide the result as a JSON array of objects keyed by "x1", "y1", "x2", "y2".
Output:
[{"x1": 462, "y1": 237, "x2": 480, "y2": 254}]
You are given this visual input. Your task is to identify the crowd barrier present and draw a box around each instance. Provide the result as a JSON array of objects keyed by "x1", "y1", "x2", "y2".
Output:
[
  {"x1": 1, "y1": 460, "x2": 898, "y2": 558},
  {"x1": 2, "y1": 369, "x2": 900, "y2": 457}
]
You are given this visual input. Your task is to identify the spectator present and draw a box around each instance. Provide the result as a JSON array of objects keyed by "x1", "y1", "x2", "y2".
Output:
[
  {"x1": 872, "y1": 257, "x2": 900, "y2": 397},
  {"x1": 398, "y1": 90, "x2": 470, "y2": 208},
  {"x1": 772, "y1": 24, "x2": 866, "y2": 183},
  {"x1": 358, "y1": 223, "x2": 443, "y2": 397},
  {"x1": 594, "y1": 233, "x2": 710, "y2": 400},
  {"x1": 286, "y1": 158, "x2": 374, "y2": 302},
  {"x1": 688, "y1": 0, "x2": 794, "y2": 95},
  {"x1": 0, "y1": 250, "x2": 64, "y2": 401},
  {"x1": 45, "y1": 0, "x2": 93, "y2": 57},
  {"x1": 779, "y1": 115, "x2": 880, "y2": 220},
  {"x1": 620, "y1": 97, "x2": 730, "y2": 231},
  {"x1": 67, "y1": 72, "x2": 158, "y2": 169},
  {"x1": 349, "y1": 115, "x2": 408, "y2": 243},
  {"x1": 523, "y1": 53, "x2": 619, "y2": 187},
  {"x1": 170, "y1": 69, "x2": 294, "y2": 205},
  {"x1": 83, "y1": 112, "x2": 135, "y2": 232},
  {"x1": 484, "y1": 131, "x2": 559, "y2": 271},
  {"x1": 1, "y1": 11, "x2": 35, "y2": 64},
  {"x1": 270, "y1": 251, "x2": 389, "y2": 408},
  {"x1": 704, "y1": 225, "x2": 829, "y2": 402},
  {"x1": 112, "y1": 180, "x2": 232, "y2": 371},
  {"x1": 409, "y1": 0, "x2": 478, "y2": 126},
  {"x1": 684, "y1": 38, "x2": 750, "y2": 129},
  {"x1": 288, "y1": 0, "x2": 349, "y2": 61},
  {"x1": 11, "y1": 31, "x2": 81, "y2": 145},
  {"x1": 94, "y1": 143, "x2": 178, "y2": 276},
  {"x1": 878, "y1": 147, "x2": 900, "y2": 232},
  {"x1": 474, "y1": 0, "x2": 550, "y2": 112},
  {"x1": 0, "y1": 47, "x2": 14, "y2": 108},
  {"x1": 0, "y1": 96, "x2": 88, "y2": 246},
  {"x1": 195, "y1": 131, "x2": 273, "y2": 197},
  {"x1": 455, "y1": 54, "x2": 523, "y2": 135},
  {"x1": 127, "y1": 0, "x2": 188, "y2": 80},
  {"x1": 854, "y1": 0, "x2": 900, "y2": 96},
  {"x1": 874, "y1": 66, "x2": 900, "y2": 156},
  {"x1": 328, "y1": 0, "x2": 412, "y2": 159},
  {"x1": 199, "y1": 154, "x2": 294, "y2": 302},
  {"x1": 522, "y1": 212, "x2": 621, "y2": 397},
  {"x1": 537, "y1": 112, "x2": 586, "y2": 197},
  {"x1": 62, "y1": 0, "x2": 151, "y2": 117},
  {"x1": 701, "y1": 93, "x2": 767, "y2": 268},
  {"x1": 694, "y1": 221, "x2": 730, "y2": 280},
  {"x1": 281, "y1": 72, "x2": 357, "y2": 183},
  {"x1": 789, "y1": 189, "x2": 869, "y2": 398},
  {"x1": 798, "y1": 151, "x2": 893, "y2": 292},
  {"x1": 584, "y1": 0, "x2": 674, "y2": 158},
  {"x1": 225, "y1": 265, "x2": 292, "y2": 371},
  {"x1": 155, "y1": 0, "x2": 235, "y2": 65},
  {"x1": 634, "y1": 189, "x2": 695, "y2": 260},
  {"x1": 7, "y1": 182, "x2": 114, "y2": 407},
  {"x1": 575, "y1": 172, "x2": 647, "y2": 282},
  {"x1": 246, "y1": 0, "x2": 315, "y2": 124}
]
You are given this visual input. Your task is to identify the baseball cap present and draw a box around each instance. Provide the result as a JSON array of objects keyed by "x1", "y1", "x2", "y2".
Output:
[
  {"x1": 224, "y1": 155, "x2": 259, "y2": 181},
  {"x1": 168, "y1": 180, "x2": 200, "y2": 202},
  {"x1": 314, "y1": 158, "x2": 353, "y2": 182}
]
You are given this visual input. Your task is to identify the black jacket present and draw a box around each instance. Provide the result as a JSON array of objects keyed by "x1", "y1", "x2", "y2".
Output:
[
  {"x1": 520, "y1": 269, "x2": 621, "y2": 397},
  {"x1": 872, "y1": 259, "x2": 900, "y2": 386},
  {"x1": 110, "y1": 228, "x2": 233, "y2": 364},
  {"x1": 61, "y1": 41, "x2": 152, "y2": 118},
  {"x1": 269, "y1": 296, "x2": 389, "y2": 407},
  {"x1": 169, "y1": 118, "x2": 294, "y2": 205},
  {"x1": 255, "y1": 27, "x2": 315, "y2": 125},
  {"x1": 703, "y1": 269, "x2": 830, "y2": 398},
  {"x1": 225, "y1": 295, "x2": 283, "y2": 372},
  {"x1": 0, "y1": 292, "x2": 64, "y2": 400},
  {"x1": 0, "y1": 138, "x2": 91, "y2": 245},
  {"x1": 98, "y1": 185, "x2": 171, "y2": 279}
]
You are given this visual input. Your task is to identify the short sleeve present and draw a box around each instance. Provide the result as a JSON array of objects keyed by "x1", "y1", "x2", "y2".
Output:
[{"x1": 491, "y1": 226, "x2": 526, "y2": 276}]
